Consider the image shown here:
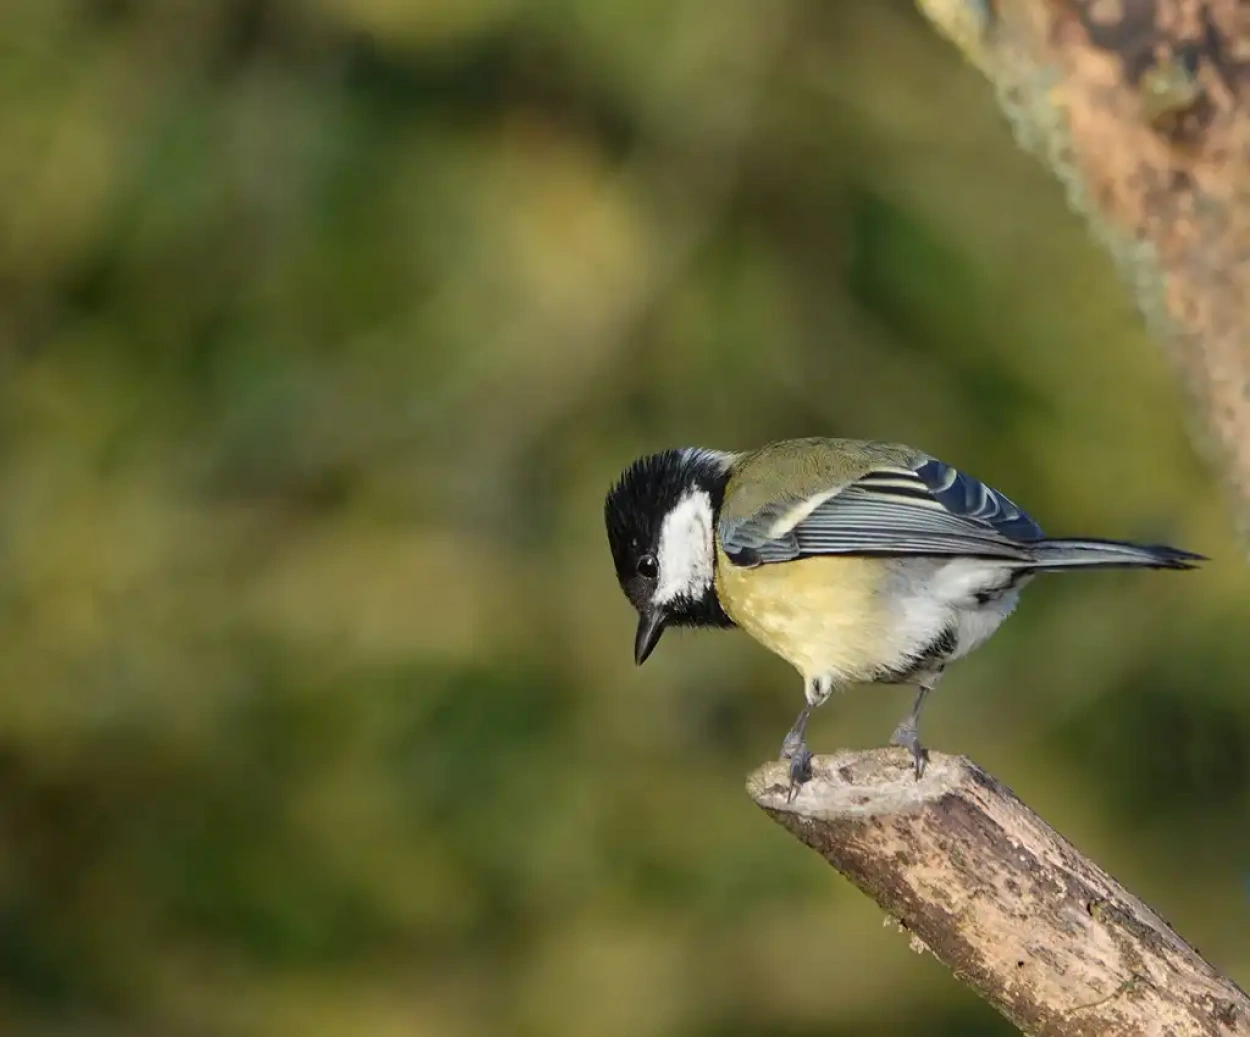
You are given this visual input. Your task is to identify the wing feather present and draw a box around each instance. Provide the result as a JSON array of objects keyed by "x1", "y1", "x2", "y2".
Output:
[{"x1": 720, "y1": 458, "x2": 1043, "y2": 567}]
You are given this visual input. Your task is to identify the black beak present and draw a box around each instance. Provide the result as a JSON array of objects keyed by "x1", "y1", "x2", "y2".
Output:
[{"x1": 634, "y1": 610, "x2": 666, "y2": 666}]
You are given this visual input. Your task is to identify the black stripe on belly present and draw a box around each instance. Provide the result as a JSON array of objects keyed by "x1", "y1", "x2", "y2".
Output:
[{"x1": 875, "y1": 626, "x2": 957, "y2": 684}]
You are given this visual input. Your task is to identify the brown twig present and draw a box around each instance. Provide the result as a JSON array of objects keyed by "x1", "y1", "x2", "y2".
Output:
[{"x1": 747, "y1": 750, "x2": 1250, "y2": 1035}]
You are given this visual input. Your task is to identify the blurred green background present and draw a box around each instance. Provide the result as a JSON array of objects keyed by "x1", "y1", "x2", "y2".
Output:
[{"x1": 1, "y1": 1, "x2": 1247, "y2": 1035}]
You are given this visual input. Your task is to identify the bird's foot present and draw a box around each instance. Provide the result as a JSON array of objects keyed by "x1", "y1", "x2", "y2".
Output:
[
  {"x1": 779, "y1": 732, "x2": 813, "y2": 802},
  {"x1": 779, "y1": 723, "x2": 804, "y2": 761},
  {"x1": 778, "y1": 702, "x2": 815, "y2": 801},
  {"x1": 784, "y1": 746, "x2": 812, "y2": 802},
  {"x1": 889, "y1": 719, "x2": 928, "y2": 780}
]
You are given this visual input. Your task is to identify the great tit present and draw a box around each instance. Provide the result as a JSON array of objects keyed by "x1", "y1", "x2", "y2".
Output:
[{"x1": 603, "y1": 437, "x2": 1204, "y2": 794}]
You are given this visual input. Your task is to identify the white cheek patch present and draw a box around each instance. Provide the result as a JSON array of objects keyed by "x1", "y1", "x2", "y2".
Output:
[{"x1": 654, "y1": 490, "x2": 715, "y2": 605}]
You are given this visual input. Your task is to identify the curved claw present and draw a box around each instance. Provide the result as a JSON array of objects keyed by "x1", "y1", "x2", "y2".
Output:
[
  {"x1": 889, "y1": 720, "x2": 928, "y2": 781},
  {"x1": 786, "y1": 747, "x2": 812, "y2": 802}
]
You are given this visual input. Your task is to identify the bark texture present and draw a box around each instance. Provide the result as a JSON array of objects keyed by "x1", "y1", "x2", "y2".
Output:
[
  {"x1": 748, "y1": 750, "x2": 1250, "y2": 1036},
  {"x1": 915, "y1": 0, "x2": 1250, "y2": 539}
]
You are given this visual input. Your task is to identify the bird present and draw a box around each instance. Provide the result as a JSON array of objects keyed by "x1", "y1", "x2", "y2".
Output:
[{"x1": 603, "y1": 437, "x2": 1204, "y2": 796}]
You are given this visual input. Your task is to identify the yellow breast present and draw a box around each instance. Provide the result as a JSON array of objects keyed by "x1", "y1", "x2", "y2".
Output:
[{"x1": 714, "y1": 547, "x2": 894, "y2": 683}]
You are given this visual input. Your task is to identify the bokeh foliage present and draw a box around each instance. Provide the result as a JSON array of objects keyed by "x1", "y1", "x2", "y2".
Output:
[{"x1": 0, "y1": 1, "x2": 1247, "y2": 1035}]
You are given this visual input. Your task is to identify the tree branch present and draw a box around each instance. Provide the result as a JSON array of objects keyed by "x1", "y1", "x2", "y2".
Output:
[
  {"x1": 747, "y1": 751, "x2": 1250, "y2": 1035},
  {"x1": 914, "y1": 0, "x2": 1250, "y2": 541}
]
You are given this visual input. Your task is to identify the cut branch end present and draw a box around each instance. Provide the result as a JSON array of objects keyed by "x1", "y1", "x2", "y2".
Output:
[{"x1": 747, "y1": 749, "x2": 1250, "y2": 1035}]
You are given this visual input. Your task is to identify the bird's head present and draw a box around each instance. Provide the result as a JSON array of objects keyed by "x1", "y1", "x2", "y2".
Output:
[{"x1": 604, "y1": 447, "x2": 737, "y2": 664}]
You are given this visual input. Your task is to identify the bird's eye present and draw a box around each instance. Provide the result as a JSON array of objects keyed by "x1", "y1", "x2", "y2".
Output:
[{"x1": 637, "y1": 554, "x2": 658, "y2": 579}]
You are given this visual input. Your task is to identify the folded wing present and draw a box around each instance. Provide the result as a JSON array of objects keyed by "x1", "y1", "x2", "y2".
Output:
[{"x1": 719, "y1": 459, "x2": 1045, "y2": 567}]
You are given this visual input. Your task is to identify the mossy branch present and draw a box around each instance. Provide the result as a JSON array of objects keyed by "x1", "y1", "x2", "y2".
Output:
[
  {"x1": 748, "y1": 750, "x2": 1250, "y2": 1035},
  {"x1": 915, "y1": 0, "x2": 1250, "y2": 542}
]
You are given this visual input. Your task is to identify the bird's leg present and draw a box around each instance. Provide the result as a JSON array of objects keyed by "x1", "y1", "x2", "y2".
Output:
[
  {"x1": 779, "y1": 677, "x2": 832, "y2": 801},
  {"x1": 779, "y1": 703, "x2": 812, "y2": 797},
  {"x1": 889, "y1": 670, "x2": 943, "y2": 780}
]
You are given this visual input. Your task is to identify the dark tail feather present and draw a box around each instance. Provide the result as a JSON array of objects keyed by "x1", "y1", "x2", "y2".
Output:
[{"x1": 1028, "y1": 538, "x2": 1206, "y2": 571}]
